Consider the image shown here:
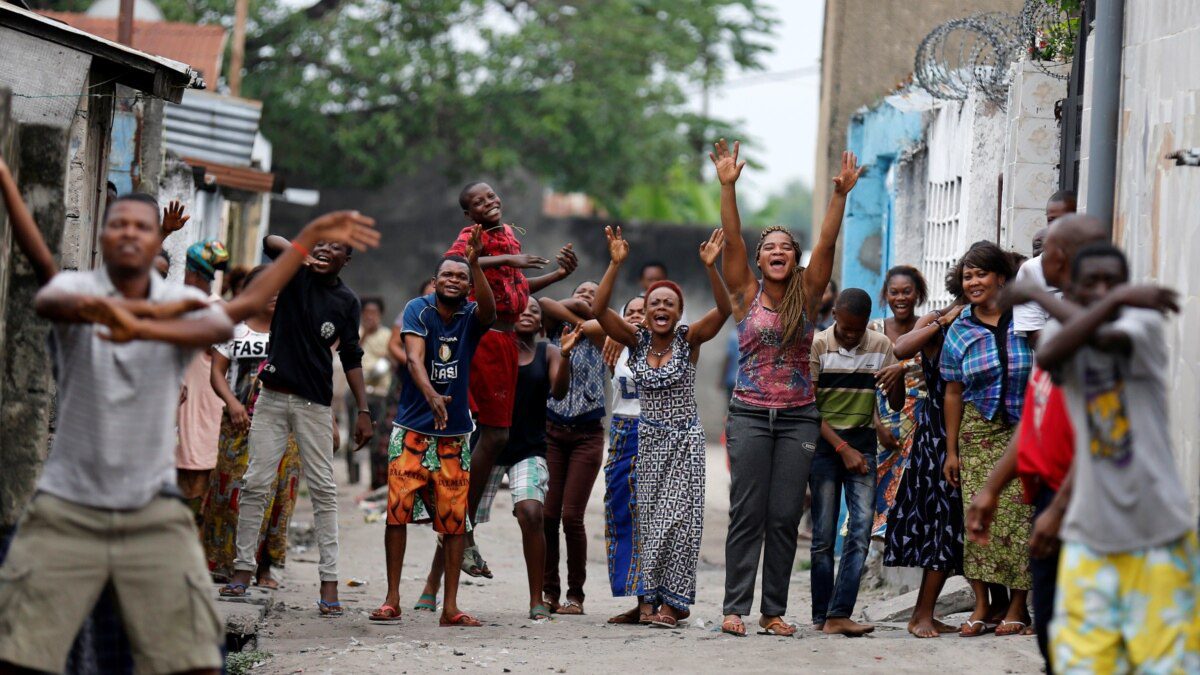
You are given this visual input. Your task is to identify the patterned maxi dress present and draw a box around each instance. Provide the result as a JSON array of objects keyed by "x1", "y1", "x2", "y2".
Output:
[
  {"x1": 629, "y1": 326, "x2": 705, "y2": 611},
  {"x1": 870, "y1": 329, "x2": 926, "y2": 538},
  {"x1": 883, "y1": 331, "x2": 964, "y2": 574}
]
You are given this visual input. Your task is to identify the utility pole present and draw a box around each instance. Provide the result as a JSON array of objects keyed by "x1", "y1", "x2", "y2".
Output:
[
  {"x1": 228, "y1": 0, "x2": 248, "y2": 96},
  {"x1": 117, "y1": 0, "x2": 134, "y2": 45}
]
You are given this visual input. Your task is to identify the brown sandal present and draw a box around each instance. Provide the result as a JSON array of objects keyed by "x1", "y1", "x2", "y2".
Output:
[
  {"x1": 758, "y1": 618, "x2": 797, "y2": 636},
  {"x1": 557, "y1": 599, "x2": 584, "y2": 615},
  {"x1": 608, "y1": 608, "x2": 642, "y2": 624},
  {"x1": 721, "y1": 616, "x2": 746, "y2": 637}
]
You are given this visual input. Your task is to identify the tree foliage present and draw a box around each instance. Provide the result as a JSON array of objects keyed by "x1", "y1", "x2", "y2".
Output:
[{"x1": 35, "y1": 0, "x2": 776, "y2": 208}]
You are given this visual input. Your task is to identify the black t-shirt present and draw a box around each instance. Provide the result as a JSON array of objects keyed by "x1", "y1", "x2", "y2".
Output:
[
  {"x1": 497, "y1": 341, "x2": 550, "y2": 466},
  {"x1": 260, "y1": 264, "x2": 363, "y2": 406}
]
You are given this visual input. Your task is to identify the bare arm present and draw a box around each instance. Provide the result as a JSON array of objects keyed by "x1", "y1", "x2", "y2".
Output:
[
  {"x1": 592, "y1": 226, "x2": 638, "y2": 348},
  {"x1": 802, "y1": 151, "x2": 863, "y2": 317},
  {"x1": 1035, "y1": 286, "x2": 1180, "y2": 371},
  {"x1": 0, "y1": 156, "x2": 56, "y2": 285},
  {"x1": 209, "y1": 350, "x2": 238, "y2": 408},
  {"x1": 966, "y1": 434, "x2": 1021, "y2": 545},
  {"x1": 463, "y1": 225, "x2": 497, "y2": 326},
  {"x1": 894, "y1": 306, "x2": 962, "y2": 359},
  {"x1": 538, "y1": 296, "x2": 587, "y2": 336},
  {"x1": 885, "y1": 370, "x2": 904, "y2": 412},
  {"x1": 686, "y1": 230, "x2": 733, "y2": 349},
  {"x1": 942, "y1": 381, "x2": 964, "y2": 488},
  {"x1": 35, "y1": 289, "x2": 233, "y2": 347},
  {"x1": 708, "y1": 139, "x2": 756, "y2": 317},
  {"x1": 387, "y1": 324, "x2": 407, "y2": 366},
  {"x1": 404, "y1": 332, "x2": 450, "y2": 431},
  {"x1": 528, "y1": 243, "x2": 578, "y2": 294}
]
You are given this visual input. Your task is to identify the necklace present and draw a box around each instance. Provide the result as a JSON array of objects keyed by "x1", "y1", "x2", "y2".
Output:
[{"x1": 649, "y1": 341, "x2": 673, "y2": 358}]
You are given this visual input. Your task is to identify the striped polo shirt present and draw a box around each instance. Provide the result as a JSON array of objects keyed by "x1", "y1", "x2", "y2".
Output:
[{"x1": 809, "y1": 325, "x2": 897, "y2": 430}]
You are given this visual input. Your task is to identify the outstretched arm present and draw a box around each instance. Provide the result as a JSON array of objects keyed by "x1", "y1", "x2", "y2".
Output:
[
  {"x1": 592, "y1": 226, "x2": 638, "y2": 348},
  {"x1": 803, "y1": 151, "x2": 864, "y2": 316},
  {"x1": 0, "y1": 154, "x2": 56, "y2": 285},
  {"x1": 687, "y1": 229, "x2": 732, "y2": 348},
  {"x1": 37, "y1": 290, "x2": 233, "y2": 347},
  {"x1": 528, "y1": 243, "x2": 578, "y2": 293},
  {"x1": 1036, "y1": 285, "x2": 1179, "y2": 371},
  {"x1": 709, "y1": 139, "x2": 757, "y2": 318},
  {"x1": 226, "y1": 211, "x2": 381, "y2": 323}
]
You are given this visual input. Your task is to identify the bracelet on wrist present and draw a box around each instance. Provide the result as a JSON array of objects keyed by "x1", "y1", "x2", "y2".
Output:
[
  {"x1": 292, "y1": 240, "x2": 310, "y2": 257},
  {"x1": 834, "y1": 441, "x2": 850, "y2": 454}
]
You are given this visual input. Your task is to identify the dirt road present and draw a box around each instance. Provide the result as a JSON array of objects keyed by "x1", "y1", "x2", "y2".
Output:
[{"x1": 247, "y1": 447, "x2": 1042, "y2": 674}]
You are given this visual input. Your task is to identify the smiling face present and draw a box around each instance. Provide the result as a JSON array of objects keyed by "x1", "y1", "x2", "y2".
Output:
[
  {"x1": 434, "y1": 259, "x2": 471, "y2": 305},
  {"x1": 516, "y1": 297, "x2": 542, "y2": 337},
  {"x1": 623, "y1": 296, "x2": 646, "y2": 326},
  {"x1": 309, "y1": 241, "x2": 350, "y2": 277},
  {"x1": 885, "y1": 274, "x2": 919, "y2": 321},
  {"x1": 463, "y1": 183, "x2": 503, "y2": 227},
  {"x1": 961, "y1": 266, "x2": 1005, "y2": 307},
  {"x1": 572, "y1": 281, "x2": 598, "y2": 305},
  {"x1": 645, "y1": 287, "x2": 682, "y2": 336},
  {"x1": 101, "y1": 200, "x2": 161, "y2": 276},
  {"x1": 756, "y1": 231, "x2": 798, "y2": 283}
]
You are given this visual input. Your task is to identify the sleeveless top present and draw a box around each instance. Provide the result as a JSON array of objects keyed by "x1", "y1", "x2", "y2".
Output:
[
  {"x1": 732, "y1": 284, "x2": 816, "y2": 409},
  {"x1": 547, "y1": 322, "x2": 606, "y2": 424},
  {"x1": 610, "y1": 347, "x2": 641, "y2": 418},
  {"x1": 629, "y1": 326, "x2": 698, "y2": 428},
  {"x1": 498, "y1": 341, "x2": 550, "y2": 465}
]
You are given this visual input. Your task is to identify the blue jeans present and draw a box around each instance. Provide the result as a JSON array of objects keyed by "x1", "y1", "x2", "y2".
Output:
[{"x1": 810, "y1": 427, "x2": 877, "y2": 624}]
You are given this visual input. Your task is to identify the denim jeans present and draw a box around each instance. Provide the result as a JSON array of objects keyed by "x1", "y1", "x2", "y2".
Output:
[
  {"x1": 810, "y1": 426, "x2": 877, "y2": 623},
  {"x1": 722, "y1": 399, "x2": 819, "y2": 617}
]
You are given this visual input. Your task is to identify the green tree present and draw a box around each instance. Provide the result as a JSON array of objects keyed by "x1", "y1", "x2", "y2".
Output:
[{"x1": 34, "y1": 0, "x2": 776, "y2": 210}]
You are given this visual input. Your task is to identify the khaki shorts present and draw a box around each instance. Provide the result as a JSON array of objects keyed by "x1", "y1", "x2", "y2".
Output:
[{"x1": 0, "y1": 493, "x2": 223, "y2": 674}]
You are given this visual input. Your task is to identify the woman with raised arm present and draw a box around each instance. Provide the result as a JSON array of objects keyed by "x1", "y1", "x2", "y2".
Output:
[
  {"x1": 710, "y1": 139, "x2": 863, "y2": 637},
  {"x1": 592, "y1": 226, "x2": 731, "y2": 628},
  {"x1": 882, "y1": 272, "x2": 966, "y2": 638}
]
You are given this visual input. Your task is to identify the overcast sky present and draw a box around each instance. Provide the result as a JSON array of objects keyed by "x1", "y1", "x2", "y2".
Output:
[{"x1": 691, "y1": 0, "x2": 824, "y2": 209}]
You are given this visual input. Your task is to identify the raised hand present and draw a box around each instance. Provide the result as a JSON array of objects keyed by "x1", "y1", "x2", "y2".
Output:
[
  {"x1": 832, "y1": 151, "x2": 866, "y2": 196},
  {"x1": 79, "y1": 296, "x2": 142, "y2": 343},
  {"x1": 698, "y1": 228, "x2": 725, "y2": 267},
  {"x1": 708, "y1": 138, "x2": 746, "y2": 186},
  {"x1": 555, "y1": 243, "x2": 578, "y2": 277},
  {"x1": 161, "y1": 200, "x2": 190, "y2": 238},
  {"x1": 465, "y1": 224, "x2": 483, "y2": 266},
  {"x1": 938, "y1": 303, "x2": 966, "y2": 327},
  {"x1": 303, "y1": 210, "x2": 381, "y2": 252},
  {"x1": 605, "y1": 225, "x2": 629, "y2": 265},
  {"x1": 507, "y1": 254, "x2": 550, "y2": 269},
  {"x1": 559, "y1": 322, "x2": 584, "y2": 356}
]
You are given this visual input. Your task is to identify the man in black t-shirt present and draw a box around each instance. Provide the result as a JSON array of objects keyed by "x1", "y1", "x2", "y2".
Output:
[{"x1": 224, "y1": 234, "x2": 374, "y2": 616}]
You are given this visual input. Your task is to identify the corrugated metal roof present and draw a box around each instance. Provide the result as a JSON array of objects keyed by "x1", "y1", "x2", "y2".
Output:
[
  {"x1": 184, "y1": 155, "x2": 282, "y2": 194},
  {"x1": 37, "y1": 11, "x2": 227, "y2": 82},
  {"x1": 165, "y1": 89, "x2": 261, "y2": 167},
  {"x1": 0, "y1": 1, "x2": 201, "y2": 101}
]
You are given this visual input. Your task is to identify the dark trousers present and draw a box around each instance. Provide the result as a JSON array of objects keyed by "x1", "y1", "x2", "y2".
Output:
[
  {"x1": 1031, "y1": 486, "x2": 1060, "y2": 673},
  {"x1": 722, "y1": 400, "x2": 819, "y2": 616},
  {"x1": 809, "y1": 427, "x2": 877, "y2": 624},
  {"x1": 543, "y1": 420, "x2": 605, "y2": 601}
]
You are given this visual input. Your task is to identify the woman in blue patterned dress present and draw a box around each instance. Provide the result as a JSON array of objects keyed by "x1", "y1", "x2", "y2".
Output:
[{"x1": 592, "y1": 225, "x2": 731, "y2": 628}]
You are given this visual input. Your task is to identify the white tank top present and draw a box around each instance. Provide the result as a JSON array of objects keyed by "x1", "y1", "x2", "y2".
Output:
[{"x1": 610, "y1": 347, "x2": 641, "y2": 418}]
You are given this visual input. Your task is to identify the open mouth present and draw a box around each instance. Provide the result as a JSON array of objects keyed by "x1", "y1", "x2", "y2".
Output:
[
  {"x1": 768, "y1": 259, "x2": 787, "y2": 270},
  {"x1": 485, "y1": 206, "x2": 501, "y2": 218},
  {"x1": 967, "y1": 288, "x2": 985, "y2": 300},
  {"x1": 651, "y1": 313, "x2": 671, "y2": 328}
]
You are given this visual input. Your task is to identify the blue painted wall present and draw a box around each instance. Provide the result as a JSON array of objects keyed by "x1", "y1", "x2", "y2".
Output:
[
  {"x1": 107, "y1": 106, "x2": 138, "y2": 194},
  {"x1": 841, "y1": 102, "x2": 923, "y2": 319}
]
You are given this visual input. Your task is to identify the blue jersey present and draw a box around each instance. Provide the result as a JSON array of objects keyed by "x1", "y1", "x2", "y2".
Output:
[{"x1": 394, "y1": 294, "x2": 487, "y2": 435}]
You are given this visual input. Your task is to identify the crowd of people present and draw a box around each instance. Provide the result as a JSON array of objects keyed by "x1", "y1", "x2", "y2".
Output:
[{"x1": 0, "y1": 131, "x2": 1196, "y2": 674}]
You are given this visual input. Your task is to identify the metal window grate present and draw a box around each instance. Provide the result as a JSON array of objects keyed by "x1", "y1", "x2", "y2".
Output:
[{"x1": 923, "y1": 177, "x2": 964, "y2": 307}]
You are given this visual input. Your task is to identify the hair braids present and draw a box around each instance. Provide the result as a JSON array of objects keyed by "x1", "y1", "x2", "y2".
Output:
[{"x1": 756, "y1": 225, "x2": 808, "y2": 345}]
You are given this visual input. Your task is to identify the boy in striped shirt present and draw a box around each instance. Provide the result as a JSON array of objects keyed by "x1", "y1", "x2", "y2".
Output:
[{"x1": 808, "y1": 288, "x2": 903, "y2": 636}]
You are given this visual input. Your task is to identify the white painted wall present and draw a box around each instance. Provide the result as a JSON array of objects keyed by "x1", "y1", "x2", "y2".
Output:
[
  {"x1": 1000, "y1": 61, "x2": 1069, "y2": 253},
  {"x1": 1107, "y1": 2, "x2": 1200, "y2": 510}
]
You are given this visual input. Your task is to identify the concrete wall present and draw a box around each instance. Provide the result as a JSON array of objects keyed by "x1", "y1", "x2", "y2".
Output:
[
  {"x1": 814, "y1": 0, "x2": 1023, "y2": 244},
  {"x1": 1107, "y1": 2, "x2": 1200, "y2": 509},
  {"x1": 1000, "y1": 61, "x2": 1070, "y2": 253},
  {"x1": 841, "y1": 101, "x2": 924, "y2": 312}
]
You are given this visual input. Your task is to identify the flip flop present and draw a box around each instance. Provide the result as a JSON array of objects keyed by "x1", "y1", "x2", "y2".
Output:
[
  {"x1": 413, "y1": 593, "x2": 438, "y2": 612},
  {"x1": 649, "y1": 613, "x2": 678, "y2": 629},
  {"x1": 758, "y1": 618, "x2": 797, "y2": 637},
  {"x1": 219, "y1": 583, "x2": 248, "y2": 597},
  {"x1": 721, "y1": 617, "x2": 746, "y2": 637},
  {"x1": 440, "y1": 612, "x2": 483, "y2": 627},
  {"x1": 959, "y1": 620, "x2": 995, "y2": 637},
  {"x1": 557, "y1": 599, "x2": 584, "y2": 615},
  {"x1": 607, "y1": 608, "x2": 642, "y2": 624},
  {"x1": 995, "y1": 620, "x2": 1028, "y2": 636},
  {"x1": 529, "y1": 604, "x2": 552, "y2": 621},
  {"x1": 369, "y1": 604, "x2": 402, "y2": 623},
  {"x1": 318, "y1": 600, "x2": 344, "y2": 617}
]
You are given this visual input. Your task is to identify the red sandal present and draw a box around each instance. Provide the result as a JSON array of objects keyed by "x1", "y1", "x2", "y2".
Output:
[{"x1": 440, "y1": 612, "x2": 482, "y2": 627}]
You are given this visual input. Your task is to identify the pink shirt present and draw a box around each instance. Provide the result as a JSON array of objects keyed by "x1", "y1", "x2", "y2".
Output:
[
  {"x1": 732, "y1": 286, "x2": 816, "y2": 409},
  {"x1": 175, "y1": 350, "x2": 224, "y2": 470}
]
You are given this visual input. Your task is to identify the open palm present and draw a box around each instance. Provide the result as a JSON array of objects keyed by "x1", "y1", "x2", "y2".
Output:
[
  {"x1": 605, "y1": 225, "x2": 629, "y2": 265},
  {"x1": 708, "y1": 138, "x2": 745, "y2": 185}
]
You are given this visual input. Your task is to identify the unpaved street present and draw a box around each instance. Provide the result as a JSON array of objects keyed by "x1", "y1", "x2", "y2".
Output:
[{"x1": 247, "y1": 447, "x2": 1042, "y2": 674}]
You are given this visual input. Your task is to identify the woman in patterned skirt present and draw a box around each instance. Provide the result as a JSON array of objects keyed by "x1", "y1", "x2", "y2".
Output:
[
  {"x1": 940, "y1": 242, "x2": 1034, "y2": 637},
  {"x1": 884, "y1": 284, "x2": 966, "y2": 638},
  {"x1": 203, "y1": 267, "x2": 302, "y2": 586},
  {"x1": 869, "y1": 266, "x2": 929, "y2": 538},
  {"x1": 592, "y1": 225, "x2": 731, "y2": 628}
]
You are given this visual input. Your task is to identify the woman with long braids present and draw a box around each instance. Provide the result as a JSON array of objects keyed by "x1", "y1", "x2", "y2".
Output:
[
  {"x1": 883, "y1": 272, "x2": 966, "y2": 638},
  {"x1": 710, "y1": 140, "x2": 862, "y2": 637},
  {"x1": 592, "y1": 226, "x2": 731, "y2": 629},
  {"x1": 940, "y1": 242, "x2": 1034, "y2": 637}
]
